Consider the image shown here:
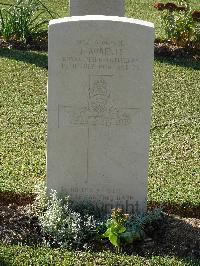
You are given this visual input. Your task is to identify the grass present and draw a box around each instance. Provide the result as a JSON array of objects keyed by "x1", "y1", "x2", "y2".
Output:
[
  {"x1": 0, "y1": 0, "x2": 200, "y2": 265},
  {"x1": 0, "y1": 50, "x2": 199, "y2": 206},
  {"x1": 0, "y1": 50, "x2": 47, "y2": 192},
  {"x1": 0, "y1": 245, "x2": 199, "y2": 266},
  {"x1": 149, "y1": 59, "x2": 200, "y2": 206}
]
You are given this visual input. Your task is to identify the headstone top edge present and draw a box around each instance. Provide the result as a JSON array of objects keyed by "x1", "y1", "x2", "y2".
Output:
[
  {"x1": 49, "y1": 15, "x2": 154, "y2": 29},
  {"x1": 70, "y1": 0, "x2": 124, "y2": 17}
]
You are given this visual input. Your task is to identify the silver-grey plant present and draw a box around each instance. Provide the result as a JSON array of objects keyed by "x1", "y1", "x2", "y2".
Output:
[{"x1": 34, "y1": 183, "x2": 100, "y2": 248}]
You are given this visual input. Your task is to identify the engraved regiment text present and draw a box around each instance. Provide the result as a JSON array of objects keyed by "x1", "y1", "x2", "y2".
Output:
[{"x1": 61, "y1": 39, "x2": 139, "y2": 72}]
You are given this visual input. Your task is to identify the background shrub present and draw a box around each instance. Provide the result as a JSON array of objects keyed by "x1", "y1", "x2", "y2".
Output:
[
  {"x1": 0, "y1": 0, "x2": 55, "y2": 43},
  {"x1": 154, "y1": 1, "x2": 200, "y2": 47}
]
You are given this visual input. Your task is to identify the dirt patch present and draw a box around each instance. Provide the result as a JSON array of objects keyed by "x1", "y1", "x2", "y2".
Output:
[
  {"x1": 0, "y1": 193, "x2": 199, "y2": 259},
  {"x1": 0, "y1": 32, "x2": 48, "y2": 52},
  {"x1": 154, "y1": 39, "x2": 200, "y2": 61},
  {"x1": 0, "y1": 204, "x2": 42, "y2": 246},
  {"x1": 149, "y1": 202, "x2": 200, "y2": 219},
  {"x1": 0, "y1": 192, "x2": 35, "y2": 207},
  {"x1": 134, "y1": 214, "x2": 200, "y2": 258}
]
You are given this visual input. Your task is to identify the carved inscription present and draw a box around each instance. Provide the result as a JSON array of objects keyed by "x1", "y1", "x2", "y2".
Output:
[
  {"x1": 58, "y1": 75, "x2": 139, "y2": 128},
  {"x1": 68, "y1": 186, "x2": 141, "y2": 213},
  {"x1": 61, "y1": 39, "x2": 139, "y2": 72}
]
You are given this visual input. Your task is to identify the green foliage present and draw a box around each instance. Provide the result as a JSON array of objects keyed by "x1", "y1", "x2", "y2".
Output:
[
  {"x1": 102, "y1": 208, "x2": 128, "y2": 247},
  {"x1": 35, "y1": 188, "x2": 161, "y2": 250},
  {"x1": 102, "y1": 220, "x2": 126, "y2": 247},
  {"x1": 102, "y1": 208, "x2": 162, "y2": 248},
  {"x1": 0, "y1": 0, "x2": 56, "y2": 43},
  {"x1": 157, "y1": 1, "x2": 200, "y2": 46},
  {"x1": 121, "y1": 208, "x2": 162, "y2": 244}
]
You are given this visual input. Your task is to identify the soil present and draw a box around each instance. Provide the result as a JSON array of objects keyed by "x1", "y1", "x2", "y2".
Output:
[
  {"x1": 0, "y1": 192, "x2": 199, "y2": 259},
  {"x1": 154, "y1": 39, "x2": 200, "y2": 61},
  {"x1": 0, "y1": 34, "x2": 200, "y2": 61},
  {"x1": 0, "y1": 32, "x2": 48, "y2": 52}
]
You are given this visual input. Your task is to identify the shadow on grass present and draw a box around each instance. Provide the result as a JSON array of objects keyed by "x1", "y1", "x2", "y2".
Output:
[
  {"x1": 155, "y1": 56, "x2": 200, "y2": 70},
  {"x1": 0, "y1": 258, "x2": 10, "y2": 266},
  {"x1": 0, "y1": 191, "x2": 35, "y2": 206},
  {"x1": 0, "y1": 49, "x2": 48, "y2": 69},
  {"x1": 148, "y1": 202, "x2": 200, "y2": 219}
]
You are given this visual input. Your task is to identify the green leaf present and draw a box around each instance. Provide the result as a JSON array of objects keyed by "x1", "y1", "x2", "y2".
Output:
[
  {"x1": 117, "y1": 225, "x2": 126, "y2": 234},
  {"x1": 109, "y1": 233, "x2": 119, "y2": 247},
  {"x1": 102, "y1": 228, "x2": 111, "y2": 238}
]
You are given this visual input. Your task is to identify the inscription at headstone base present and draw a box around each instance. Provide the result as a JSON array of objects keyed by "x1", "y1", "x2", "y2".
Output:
[{"x1": 47, "y1": 16, "x2": 154, "y2": 213}]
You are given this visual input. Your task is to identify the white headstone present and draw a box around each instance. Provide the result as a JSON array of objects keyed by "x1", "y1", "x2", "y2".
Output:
[
  {"x1": 70, "y1": 0, "x2": 124, "y2": 16},
  {"x1": 47, "y1": 16, "x2": 154, "y2": 214}
]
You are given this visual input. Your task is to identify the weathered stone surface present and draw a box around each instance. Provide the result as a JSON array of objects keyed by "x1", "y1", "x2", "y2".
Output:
[
  {"x1": 47, "y1": 16, "x2": 154, "y2": 213},
  {"x1": 70, "y1": 0, "x2": 124, "y2": 16}
]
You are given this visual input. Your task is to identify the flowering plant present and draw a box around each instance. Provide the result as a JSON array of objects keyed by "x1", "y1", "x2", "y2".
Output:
[{"x1": 154, "y1": 1, "x2": 200, "y2": 47}]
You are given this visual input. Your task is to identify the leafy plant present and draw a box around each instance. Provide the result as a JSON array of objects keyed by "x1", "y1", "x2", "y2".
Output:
[
  {"x1": 33, "y1": 183, "x2": 101, "y2": 249},
  {"x1": 121, "y1": 208, "x2": 162, "y2": 244},
  {"x1": 154, "y1": 1, "x2": 200, "y2": 47},
  {"x1": 102, "y1": 208, "x2": 129, "y2": 248},
  {"x1": 102, "y1": 208, "x2": 162, "y2": 249},
  {"x1": 33, "y1": 185, "x2": 162, "y2": 251},
  {"x1": 162, "y1": 6, "x2": 195, "y2": 46},
  {"x1": 0, "y1": 0, "x2": 56, "y2": 43}
]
